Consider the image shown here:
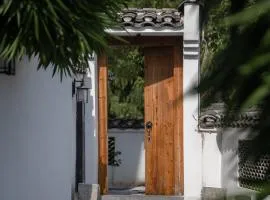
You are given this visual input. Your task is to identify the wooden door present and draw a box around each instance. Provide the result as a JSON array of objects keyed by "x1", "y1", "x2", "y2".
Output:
[{"x1": 144, "y1": 46, "x2": 183, "y2": 195}]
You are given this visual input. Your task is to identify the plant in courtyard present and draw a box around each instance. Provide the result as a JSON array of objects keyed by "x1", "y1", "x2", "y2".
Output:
[{"x1": 108, "y1": 47, "x2": 144, "y2": 119}]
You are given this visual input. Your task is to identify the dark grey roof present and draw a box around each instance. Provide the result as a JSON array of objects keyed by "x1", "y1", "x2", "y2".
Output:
[
  {"x1": 109, "y1": 119, "x2": 144, "y2": 129},
  {"x1": 118, "y1": 8, "x2": 183, "y2": 29},
  {"x1": 199, "y1": 103, "x2": 261, "y2": 129}
]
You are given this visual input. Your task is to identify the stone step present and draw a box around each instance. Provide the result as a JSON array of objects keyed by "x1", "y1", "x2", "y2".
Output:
[{"x1": 101, "y1": 195, "x2": 184, "y2": 200}]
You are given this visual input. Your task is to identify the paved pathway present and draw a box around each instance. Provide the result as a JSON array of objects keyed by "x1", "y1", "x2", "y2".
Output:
[{"x1": 108, "y1": 186, "x2": 145, "y2": 195}]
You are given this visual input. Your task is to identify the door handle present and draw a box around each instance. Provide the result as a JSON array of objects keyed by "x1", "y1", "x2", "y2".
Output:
[
  {"x1": 145, "y1": 121, "x2": 152, "y2": 142},
  {"x1": 145, "y1": 121, "x2": 153, "y2": 129}
]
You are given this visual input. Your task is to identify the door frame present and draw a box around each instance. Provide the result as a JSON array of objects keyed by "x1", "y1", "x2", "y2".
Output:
[{"x1": 97, "y1": 36, "x2": 183, "y2": 195}]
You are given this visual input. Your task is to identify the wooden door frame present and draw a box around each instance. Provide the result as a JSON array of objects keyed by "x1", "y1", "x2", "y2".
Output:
[{"x1": 97, "y1": 36, "x2": 183, "y2": 195}]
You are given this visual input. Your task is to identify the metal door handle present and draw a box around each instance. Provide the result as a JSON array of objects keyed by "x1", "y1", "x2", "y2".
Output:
[
  {"x1": 145, "y1": 121, "x2": 153, "y2": 129},
  {"x1": 145, "y1": 121, "x2": 152, "y2": 142}
]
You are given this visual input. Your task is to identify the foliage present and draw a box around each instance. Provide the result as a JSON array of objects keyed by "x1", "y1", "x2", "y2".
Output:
[
  {"x1": 108, "y1": 47, "x2": 144, "y2": 119},
  {"x1": 128, "y1": 0, "x2": 179, "y2": 8},
  {"x1": 201, "y1": 0, "x2": 230, "y2": 72},
  {"x1": 0, "y1": 0, "x2": 127, "y2": 78},
  {"x1": 199, "y1": 0, "x2": 270, "y2": 196}
]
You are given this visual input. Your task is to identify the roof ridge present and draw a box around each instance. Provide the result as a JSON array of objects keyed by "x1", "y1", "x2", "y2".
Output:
[{"x1": 118, "y1": 8, "x2": 183, "y2": 30}]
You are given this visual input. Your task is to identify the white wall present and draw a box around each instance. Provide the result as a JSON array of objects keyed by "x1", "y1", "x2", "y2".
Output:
[
  {"x1": 84, "y1": 57, "x2": 99, "y2": 184},
  {"x1": 221, "y1": 128, "x2": 256, "y2": 196},
  {"x1": 183, "y1": 2, "x2": 202, "y2": 198},
  {"x1": 202, "y1": 132, "x2": 222, "y2": 188},
  {"x1": 0, "y1": 57, "x2": 76, "y2": 200},
  {"x1": 108, "y1": 129, "x2": 145, "y2": 188},
  {"x1": 200, "y1": 127, "x2": 257, "y2": 198}
]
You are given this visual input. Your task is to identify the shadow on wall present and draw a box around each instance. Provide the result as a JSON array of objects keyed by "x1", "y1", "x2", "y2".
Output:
[
  {"x1": 220, "y1": 128, "x2": 256, "y2": 195},
  {"x1": 108, "y1": 129, "x2": 145, "y2": 188},
  {"x1": 85, "y1": 90, "x2": 99, "y2": 184}
]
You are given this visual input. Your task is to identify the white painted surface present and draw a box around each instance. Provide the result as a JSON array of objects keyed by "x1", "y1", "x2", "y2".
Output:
[
  {"x1": 106, "y1": 27, "x2": 183, "y2": 36},
  {"x1": 108, "y1": 129, "x2": 145, "y2": 188},
  {"x1": 202, "y1": 133, "x2": 222, "y2": 188},
  {"x1": 199, "y1": 127, "x2": 257, "y2": 198},
  {"x1": 84, "y1": 56, "x2": 99, "y2": 184},
  {"x1": 183, "y1": 2, "x2": 202, "y2": 198},
  {"x1": 183, "y1": 3, "x2": 200, "y2": 41},
  {"x1": 221, "y1": 128, "x2": 256, "y2": 195},
  {"x1": 0, "y1": 57, "x2": 76, "y2": 200}
]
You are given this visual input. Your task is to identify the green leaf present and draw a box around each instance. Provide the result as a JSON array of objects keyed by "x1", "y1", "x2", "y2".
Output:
[
  {"x1": 33, "y1": 12, "x2": 39, "y2": 41},
  {"x1": 241, "y1": 84, "x2": 269, "y2": 109}
]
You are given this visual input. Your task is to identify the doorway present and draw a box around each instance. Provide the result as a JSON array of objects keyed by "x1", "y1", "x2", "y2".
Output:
[
  {"x1": 107, "y1": 47, "x2": 145, "y2": 194},
  {"x1": 98, "y1": 36, "x2": 184, "y2": 196}
]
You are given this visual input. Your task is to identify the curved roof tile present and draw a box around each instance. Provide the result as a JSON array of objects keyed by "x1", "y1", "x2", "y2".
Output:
[
  {"x1": 199, "y1": 103, "x2": 261, "y2": 129},
  {"x1": 119, "y1": 8, "x2": 183, "y2": 30}
]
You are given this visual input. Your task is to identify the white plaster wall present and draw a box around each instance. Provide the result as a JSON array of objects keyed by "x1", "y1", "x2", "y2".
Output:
[
  {"x1": 202, "y1": 132, "x2": 222, "y2": 188},
  {"x1": 183, "y1": 3, "x2": 202, "y2": 198},
  {"x1": 221, "y1": 128, "x2": 257, "y2": 196},
  {"x1": 108, "y1": 129, "x2": 145, "y2": 188},
  {"x1": 200, "y1": 128, "x2": 257, "y2": 199},
  {"x1": 183, "y1": 58, "x2": 201, "y2": 198},
  {"x1": 84, "y1": 57, "x2": 99, "y2": 184},
  {"x1": 0, "y1": 57, "x2": 76, "y2": 200}
]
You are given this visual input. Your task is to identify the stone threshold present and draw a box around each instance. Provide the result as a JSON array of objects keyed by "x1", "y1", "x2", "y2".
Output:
[{"x1": 102, "y1": 195, "x2": 184, "y2": 200}]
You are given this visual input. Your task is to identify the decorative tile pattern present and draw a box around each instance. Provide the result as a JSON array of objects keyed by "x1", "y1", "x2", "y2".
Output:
[
  {"x1": 238, "y1": 140, "x2": 270, "y2": 191},
  {"x1": 199, "y1": 103, "x2": 260, "y2": 129},
  {"x1": 108, "y1": 137, "x2": 116, "y2": 166},
  {"x1": 118, "y1": 8, "x2": 183, "y2": 29}
]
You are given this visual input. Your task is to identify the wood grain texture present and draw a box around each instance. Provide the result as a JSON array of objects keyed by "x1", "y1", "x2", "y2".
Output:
[
  {"x1": 173, "y1": 45, "x2": 184, "y2": 195},
  {"x1": 98, "y1": 53, "x2": 108, "y2": 195},
  {"x1": 144, "y1": 45, "x2": 183, "y2": 195}
]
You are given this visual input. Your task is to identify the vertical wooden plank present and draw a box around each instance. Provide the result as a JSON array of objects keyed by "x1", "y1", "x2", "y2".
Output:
[
  {"x1": 144, "y1": 46, "x2": 180, "y2": 195},
  {"x1": 162, "y1": 47, "x2": 175, "y2": 195},
  {"x1": 173, "y1": 43, "x2": 184, "y2": 195},
  {"x1": 144, "y1": 47, "x2": 155, "y2": 194},
  {"x1": 98, "y1": 53, "x2": 108, "y2": 195},
  {"x1": 154, "y1": 48, "x2": 162, "y2": 195}
]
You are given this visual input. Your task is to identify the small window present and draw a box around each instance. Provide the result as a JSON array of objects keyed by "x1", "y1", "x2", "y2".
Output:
[
  {"x1": 238, "y1": 140, "x2": 270, "y2": 191},
  {"x1": 108, "y1": 137, "x2": 121, "y2": 167},
  {"x1": 108, "y1": 137, "x2": 116, "y2": 166}
]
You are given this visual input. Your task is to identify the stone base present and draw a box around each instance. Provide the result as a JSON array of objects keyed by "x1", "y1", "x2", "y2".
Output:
[
  {"x1": 102, "y1": 195, "x2": 184, "y2": 200},
  {"x1": 78, "y1": 184, "x2": 100, "y2": 200},
  {"x1": 201, "y1": 187, "x2": 226, "y2": 200}
]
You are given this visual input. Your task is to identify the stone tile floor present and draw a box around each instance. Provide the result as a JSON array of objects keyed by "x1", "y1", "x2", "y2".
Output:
[{"x1": 108, "y1": 186, "x2": 145, "y2": 195}]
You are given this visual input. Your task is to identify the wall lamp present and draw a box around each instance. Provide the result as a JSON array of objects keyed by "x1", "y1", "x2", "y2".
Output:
[{"x1": 72, "y1": 77, "x2": 91, "y2": 103}]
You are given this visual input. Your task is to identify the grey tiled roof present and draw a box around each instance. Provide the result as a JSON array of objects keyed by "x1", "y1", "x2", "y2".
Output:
[
  {"x1": 199, "y1": 103, "x2": 261, "y2": 129},
  {"x1": 108, "y1": 119, "x2": 144, "y2": 129},
  {"x1": 118, "y1": 8, "x2": 183, "y2": 29}
]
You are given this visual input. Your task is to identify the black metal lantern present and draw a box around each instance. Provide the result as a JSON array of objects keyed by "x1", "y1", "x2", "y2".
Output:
[{"x1": 72, "y1": 77, "x2": 91, "y2": 103}]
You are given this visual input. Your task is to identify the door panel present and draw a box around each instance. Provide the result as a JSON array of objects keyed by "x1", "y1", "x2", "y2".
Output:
[
  {"x1": 144, "y1": 46, "x2": 183, "y2": 195},
  {"x1": 98, "y1": 53, "x2": 108, "y2": 195}
]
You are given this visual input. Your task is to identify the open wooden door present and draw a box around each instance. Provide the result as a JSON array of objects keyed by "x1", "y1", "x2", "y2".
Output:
[{"x1": 144, "y1": 46, "x2": 183, "y2": 195}]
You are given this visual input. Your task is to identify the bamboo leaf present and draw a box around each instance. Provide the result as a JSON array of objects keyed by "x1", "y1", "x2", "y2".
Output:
[{"x1": 33, "y1": 12, "x2": 39, "y2": 41}]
